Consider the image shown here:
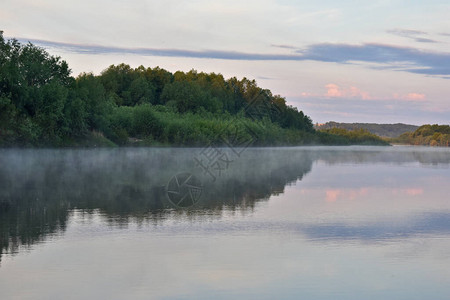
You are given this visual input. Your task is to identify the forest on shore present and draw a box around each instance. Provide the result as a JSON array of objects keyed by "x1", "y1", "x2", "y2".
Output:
[
  {"x1": 389, "y1": 125, "x2": 450, "y2": 147},
  {"x1": 317, "y1": 122, "x2": 450, "y2": 147},
  {"x1": 0, "y1": 32, "x2": 389, "y2": 147},
  {"x1": 315, "y1": 122, "x2": 419, "y2": 138}
]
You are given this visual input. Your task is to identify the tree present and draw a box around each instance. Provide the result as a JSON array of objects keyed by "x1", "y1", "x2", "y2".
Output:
[
  {"x1": 1, "y1": 32, "x2": 324, "y2": 147},
  {"x1": 75, "y1": 73, "x2": 113, "y2": 133},
  {"x1": 128, "y1": 77, "x2": 156, "y2": 105},
  {"x1": 161, "y1": 81, "x2": 221, "y2": 113},
  {"x1": 142, "y1": 66, "x2": 174, "y2": 104},
  {"x1": 0, "y1": 31, "x2": 71, "y2": 145}
]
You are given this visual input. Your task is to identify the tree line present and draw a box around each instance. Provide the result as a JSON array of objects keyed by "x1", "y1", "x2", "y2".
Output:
[
  {"x1": 316, "y1": 122, "x2": 419, "y2": 138},
  {"x1": 1, "y1": 32, "x2": 389, "y2": 147},
  {"x1": 391, "y1": 125, "x2": 450, "y2": 147}
]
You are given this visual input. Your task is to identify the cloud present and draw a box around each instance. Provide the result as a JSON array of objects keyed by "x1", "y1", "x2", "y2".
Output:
[
  {"x1": 387, "y1": 28, "x2": 438, "y2": 43},
  {"x1": 324, "y1": 84, "x2": 342, "y2": 97},
  {"x1": 393, "y1": 93, "x2": 426, "y2": 101},
  {"x1": 300, "y1": 43, "x2": 450, "y2": 76},
  {"x1": 13, "y1": 37, "x2": 450, "y2": 76},
  {"x1": 271, "y1": 44, "x2": 298, "y2": 50},
  {"x1": 291, "y1": 96, "x2": 449, "y2": 124},
  {"x1": 388, "y1": 29, "x2": 428, "y2": 36},
  {"x1": 324, "y1": 84, "x2": 371, "y2": 100},
  {"x1": 391, "y1": 188, "x2": 424, "y2": 196},
  {"x1": 320, "y1": 84, "x2": 424, "y2": 102},
  {"x1": 414, "y1": 37, "x2": 438, "y2": 43},
  {"x1": 17, "y1": 37, "x2": 306, "y2": 61}
]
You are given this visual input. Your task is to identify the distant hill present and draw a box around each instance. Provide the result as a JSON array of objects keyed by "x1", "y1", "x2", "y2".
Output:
[{"x1": 315, "y1": 122, "x2": 419, "y2": 138}]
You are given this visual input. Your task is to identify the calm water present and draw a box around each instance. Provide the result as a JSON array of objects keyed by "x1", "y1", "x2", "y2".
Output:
[{"x1": 1, "y1": 146, "x2": 449, "y2": 299}]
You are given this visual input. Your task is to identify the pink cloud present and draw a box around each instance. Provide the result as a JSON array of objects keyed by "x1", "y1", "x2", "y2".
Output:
[
  {"x1": 325, "y1": 84, "x2": 344, "y2": 97},
  {"x1": 301, "y1": 84, "x2": 427, "y2": 103},
  {"x1": 393, "y1": 93, "x2": 426, "y2": 101},
  {"x1": 406, "y1": 188, "x2": 424, "y2": 196},
  {"x1": 392, "y1": 188, "x2": 424, "y2": 196},
  {"x1": 324, "y1": 83, "x2": 372, "y2": 100},
  {"x1": 406, "y1": 93, "x2": 426, "y2": 100},
  {"x1": 301, "y1": 92, "x2": 314, "y2": 97}
]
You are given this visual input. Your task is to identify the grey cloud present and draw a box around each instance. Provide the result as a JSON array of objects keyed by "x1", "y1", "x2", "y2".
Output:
[
  {"x1": 414, "y1": 37, "x2": 438, "y2": 43},
  {"x1": 387, "y1": 28, "x2": 438, "y2": 43},
  {"x1": 297, "y1": 43, "x2": 450, "y2": 75},
  {"x1": 257, "y1": 76, "x2": 276, "y2": 80},
  {"x1": 21, "y1": 38, "x2": 305, "y2": 61},
  {"x1": 387, "y1": 28, "x2": 427, "y2": 36},
  {"x1": 17, "y1": 37, "x2": 450, "y2": 76},
  {"x1": 271, "y1": 44, "x2": 298, "y2": 50}
]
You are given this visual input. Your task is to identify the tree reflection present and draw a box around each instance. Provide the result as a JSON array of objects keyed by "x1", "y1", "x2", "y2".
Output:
[
  {"x1": 0, "y1": 148, "x2": 314, "y2": 261},
  {"x1": 1, "y1": 146, "x2": 449, "y2": 262}
]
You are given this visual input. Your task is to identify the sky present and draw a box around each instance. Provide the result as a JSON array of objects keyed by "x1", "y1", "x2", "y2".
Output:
[{"x1": 1, "y1": 0, "x2": 449, "y2": 125}]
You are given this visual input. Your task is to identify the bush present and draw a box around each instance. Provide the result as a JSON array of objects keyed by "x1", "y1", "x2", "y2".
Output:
[{"x1": 132, "y1": 104, "x2": 165, "y2": 139}]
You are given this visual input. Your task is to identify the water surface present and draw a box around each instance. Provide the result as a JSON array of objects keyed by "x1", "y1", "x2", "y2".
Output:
[{"x1": 1, "y1": 146, "x2": 449, "y2": 299}]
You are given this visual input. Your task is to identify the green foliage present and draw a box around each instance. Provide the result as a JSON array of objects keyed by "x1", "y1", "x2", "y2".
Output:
[
  {"x1": 100, "y1": 64, "x2": 157, "y2": 106},
  {"x1": 132, "y1": 104, "x2": 165, "y2": 138},
  {"x1": 0, "y1": 32, "x2": 391, "y2": 147},
  {"x1": 391, "y1": 124, "x2": 450, "y2": 147},
  {"x1": 319, "y1": 128, "x2": 390, "y2": 146},
  {"x1": 316, "y1": 122, "x2": 419, "y2": 138},
  {"x1": 0, "y1": 31, "x2": 72, "y2": 146},
  {"x1": 160, "y1": 81, "x2": 221, "y2": 113},
  {"x1": 62, "y1": 93, "x2": 88, "y2": 137},
  {"x1": 0, "y1": 97, "x2": 17, "y2": 144},
  {"x1": 75, "y1": 73, "x2": 114, "y2": 133}
]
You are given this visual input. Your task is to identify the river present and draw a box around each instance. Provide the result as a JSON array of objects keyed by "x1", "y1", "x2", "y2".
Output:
[{"x1": 0, "y1": 146, "x2": 449, "y2": 299}]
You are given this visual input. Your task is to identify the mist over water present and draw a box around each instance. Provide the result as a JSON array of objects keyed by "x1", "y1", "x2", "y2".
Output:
[{"x1": 1, "y1": 146, "x2": 450, "y2": 299}]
